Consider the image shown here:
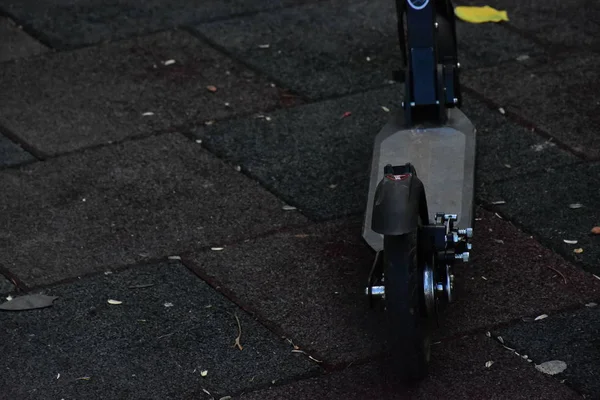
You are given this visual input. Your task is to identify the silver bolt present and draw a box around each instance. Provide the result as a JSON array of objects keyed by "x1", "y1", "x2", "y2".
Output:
[
  {"x1": 436, "y1": 283, "x2": 444, "y2": 292},
  {"x1": 453, "y1": 97, "x2": 458, "y2": 104},
  {"x1": 455, "y1": 252, "x2": 470, "y2": 262},
  {"x1": 365, "y1": 286, "x2": 385, "y2": 296}
]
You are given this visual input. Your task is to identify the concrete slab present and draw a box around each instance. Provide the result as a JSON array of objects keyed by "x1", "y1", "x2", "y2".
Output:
[
  {"x1": 0, "y1": 17, "x2": 47, "y2": 62},
  {"x1": 0, "y1": 134, "x2": 307, "y2": 287},
  {"x1": 463, "y1": 52, "x2": 600, "y2": 160},
  {"x1": 195, "y1": 0, "x2": 541, "y2": 99},
  {"x1": 183, "y1": 210, "x2": 600, "y2": 368},
  {"x1": 0, "y1": 261, "x2": 319, "y2": 400},
  {"x1": 478, "y1": 162, "x2": 600, "y2": 275},
  {"x1": 493, "y1": 305, "x2": 600, "y2": 399},
  {"x1": 0, "y1": 30, "x2": 286, "y2": 156},
  {"x1": 240, "y1": 334, "x2": 582, "y2": 400},
  {"x1": 0, "y1": 0, "x2": 313, "y2": 49}
]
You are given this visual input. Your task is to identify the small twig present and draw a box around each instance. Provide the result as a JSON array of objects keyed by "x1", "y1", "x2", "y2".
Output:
[
  {"x1": 545, "y1": 265, "x2": 568, "y2": 284},
  {"x1": 233, "y1": 313, "x2": 243, "y2": 350}
]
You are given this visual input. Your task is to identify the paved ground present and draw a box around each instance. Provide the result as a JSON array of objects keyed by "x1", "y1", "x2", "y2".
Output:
[{"x1": 1, "y1": 1, "x2": 599, "y2": 399}]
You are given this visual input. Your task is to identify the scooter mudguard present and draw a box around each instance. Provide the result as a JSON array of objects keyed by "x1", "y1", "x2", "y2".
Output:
[
  {"x1": 362, "y1": 107, "x2": 476, "y2": 253},
  {"x1": 371, "y1": 167, "x2": 426, "y2": 237}
]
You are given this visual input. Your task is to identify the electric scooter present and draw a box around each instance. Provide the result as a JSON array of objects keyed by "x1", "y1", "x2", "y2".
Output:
[{"x1": 363, "y1": 0, "x2": 475, "y2": 381}]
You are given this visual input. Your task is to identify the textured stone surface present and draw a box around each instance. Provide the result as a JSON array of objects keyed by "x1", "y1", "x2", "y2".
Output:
[
  {"x1": 0, "y1": 134, "x2": 307, "y2": 287},
  {"x1": 0, "y1": 261, "x2": 318, "y2": 400},
  {"x1": 0, "y1": 134, "x2": 35, "y2": 167},
  {"x1": 0, "y1": 30, "x2": 286, "y2": 156},
  {"x1": 0, "y1": 17, "x2": 47, "y2": 62}
]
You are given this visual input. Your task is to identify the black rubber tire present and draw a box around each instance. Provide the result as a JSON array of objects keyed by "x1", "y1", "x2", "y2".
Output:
[{"x1": 383, "y1": 230, "x2": 431, "y2": 381}]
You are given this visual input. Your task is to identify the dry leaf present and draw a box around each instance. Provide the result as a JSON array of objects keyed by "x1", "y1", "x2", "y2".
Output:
[
  {"x1": 201, "y1": 370, "x2": 208, "y2": 377},
  {"x1": 0, "y1": 294, "x2": 58, "y2": 311},
  {"x1": 591, "y1": 227, "x2": 600, "y2": 235},
  {"x1": 574, "y1": 248, "x2": 584, "y2": 254},
  {"x1": 107, "y1": 299, "x2": 122, "y2": 305},
  {"x1": 534, "y1": 314, "x2": 548, "y2": 321},
  {"x1": 485, "y1": 361, "x2": 494, "y2": 368},
  {"x1": 563, "y1": 239, "x2": 578, "y2": 244},
  {"x1": 535, "y1": 360, "x2": 567, "y2": 375},
  {"x1": 206, "y1": 85, "x2": 218, "y2": 93}
]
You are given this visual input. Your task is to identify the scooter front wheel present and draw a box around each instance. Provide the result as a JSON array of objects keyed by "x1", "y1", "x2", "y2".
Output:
[{"x1": 383, "y1": 230, "x2": 431, "y2": 381}]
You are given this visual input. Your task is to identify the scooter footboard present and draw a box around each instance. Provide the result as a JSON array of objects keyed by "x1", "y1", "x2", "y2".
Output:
[{"x1": 362, "y1": 108, "x2": 476, "y2": 252}]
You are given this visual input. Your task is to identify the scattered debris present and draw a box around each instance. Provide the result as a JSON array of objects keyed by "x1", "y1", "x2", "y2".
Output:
[
  {"x1": 482, "y1": 276, "x2": 488, "y2": 280},
  {"x1": 168, "y1": 255, "x2": 182, "y2": 260},
  {"x1": 164, "y1": 302, "x2": 174, "y2": 308},
  {"x1": 569, "y1": 203, "x2": 583, "y2": 209},
  {"x1": 76, "y1": 377, "x2": 91, "y2": 381},
  {"x1": 0, "y1": 294, "x2": 58, "y2": 311},
  {"x1": 486, "y1": 331, "x2": 491, "y2": 337},
  {"x1": 282, "y1": 205, "x2": 297, "y2": 211},
  {"x1": 142, "y1": 112, "x2": 154, "y2": 116},
  {"x1": 220, "y1": 397, "x2": 232, "y2": 400},
  {"x1": 497, "y1": 336, "x2": 504, "y2": 344},
  {"x1": 206, "y1": 85, "x2": 218, "y2": 93},
  {"x1": 308, "y1": 355, "x2": 323, "y2": 363},
  {"x1": 202, "y1": 388, "x2": 211, "y2": 396},
  {"x1": 366, "y1": 56, "x2": 371, "y2": 62},
  {"x1": 233, "y1": 313, "x2": 243, "y2": 350},
  {"x1": 224, "y1": 102, "x2": 231, "y2": 107},
  {"x1": 57, "y1": 373, "x2": 60, "y2": 379},
  {"x1": 6, "y1": 295, "x2": 13, "y2": 301},
  {"x1": 494, "y1": 239, "x2": 504, "y2": 244},
  {"x1": 201, "y1": 370, "x2": 208, "y2": 377},
  {"x1": 340, "y1": 111, "x2": 352, "y2": 119},
  {"x1": 494, "y1": 213, "x2": 503, "y2": 219},
  {"x1": 593, "y1": 274, "x2": 600, "y2": 281},
  {"x1": 235, "y1": 165, "x2": 242, "y2": 172},
  {"x1": 503, "y1": 345, "x2": 515, "y2": 352},
  {"x1": 585, "y1": 302, "x2": 597, "y2": 307},
  {"x1": 574, "y1": 248, "x2": 584, "y2": 254},
  {"x1": 485, "y1": 361, "x2": 494, "y2": 368},
  {"x1": 535, "y1": 360, "x2": 567, "y2": 375},
  {"x1": 196, "y1": 139, "x2": 203, "y2": 144},
  {"x1": 204, "y1": 120, "x2": 215, "y2": 126},
  {"x1": 498, "y1": 107, "x2": 506, "y2": 115},
  {"x1": 129, "y1": 284, "x2": 154, "y2": 289},
  {"x1": 516, "y1": 54, "x2": 530, "y2": 61},
  {"x1": 258, "y1": 44, "x2": 270, "y2": 49},
  {"x1": 563, "y1": 239, "x2": 578, "y2": 244},
  {"x1": 545, "y1": 264, "x2": 567, "y2": 284},
  {"x1": 107, "y1": 299, "x2": 122, "y2": 305},
  {"x1": 329, "y1": 184, "x2": 338, "y2": 189},
  {"x1": 162, "y1": 59, "x2": 176, "y2": 66},
  {"x1": 211, "y1": 247, "x2": 224, "y2": 251},
  {"x1": 591, "y1": 227, "x2": 600, "y2": 235},
  {"x1": 104, "y1": 271, "x2": 113, "y2": 275},
  {"x1": 534, "y1": 314, "x2": 548, "y2": 321},
  {"x1": 522, "y1": 355, "x2": 529, "y2": 359},
  {"x1": 491, "y1": 200, "x2": 506, "y2": 205},
  {"x1": 504, "y1": 164, "x2": 511, "y2": 168},
  {"x1": 531, "y1": 141, "x2": 556, "y2": 152},
  {"x1": 381, "y1": 106, "x2": 390, "y2": 112}
]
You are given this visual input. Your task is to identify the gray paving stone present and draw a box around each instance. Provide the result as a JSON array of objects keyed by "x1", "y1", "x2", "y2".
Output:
[
  {"x1": 0, "y1": 261, "x2": 318, "y2": 400},
  {"x1": 0, "y1": 134, "x2": 35, "y2": 167},
  {"x1": 0, "y1": 134, "x2": 307, "y2": 287},
  {"x1": 195, "y1": 0, "x2": 541, "y2": 99},
  {"x1": 0, "y1": 0, "x2": 312, "y2": 49},
  {"x1": 0, "y1": 30, "x2": 285, "y2": 156},
  {"x1": 461, "y1": 0, "x2": 600, "y2": 49},
  {"x1": 195, "y1": 86, "x2": 579, "y2": 221},
  {"x1": 183, "y1": 211, "x2": 600, "y2": 367},
  {"x1": 463, "y1": 52, "x2": 600, "y2": 160},
  {"x1": 493, "y1": 305, "x2": 600, "y2": 399},
  {"x1": 0, "y1": 17, "x2": 47, "y2": 62},
  {"x1": 479, "y1": 162, "x2": 600, "y2": 275},
  {"x1": 240, "y1": 335, "x2": 581, "y2": 400}
]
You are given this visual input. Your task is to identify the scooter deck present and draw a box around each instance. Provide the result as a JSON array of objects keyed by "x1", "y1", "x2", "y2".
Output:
[{"x1": 362, "y1": 107, "x2": 476, "y2": 252}]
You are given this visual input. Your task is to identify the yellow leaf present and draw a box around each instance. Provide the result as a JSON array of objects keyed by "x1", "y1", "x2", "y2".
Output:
[
  {"x1": 574, "y1": 248, "x2": 584, "y2": 254},
  {"x1": 455, "y1": 6, "x2": 509, "y2": 23}
]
